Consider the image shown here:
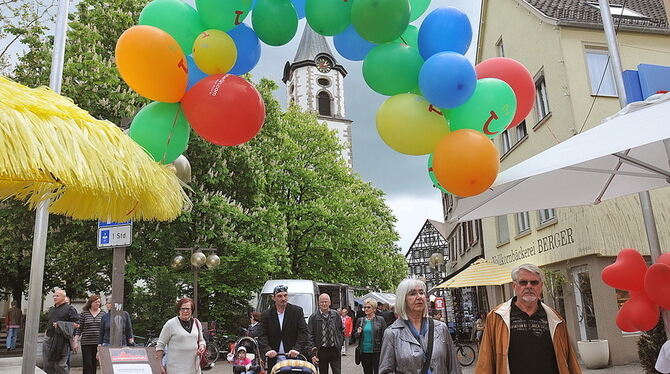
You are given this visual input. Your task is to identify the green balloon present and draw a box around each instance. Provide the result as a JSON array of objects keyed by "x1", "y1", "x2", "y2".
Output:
[
  {"x1": 428, "y1": 154, "x2": 450, "y2": 195},
  {"x1": 306, "y1": 0, "x2": 351, "y2": 36},
  {"x1": 252, "y1": 0, "x2": 298, "y2": 46},
  {"x1": 409, "y1": 0, "x2": 431, "y2": 22},
  {"x1": 351, "y1": 0, "x2": 410, "y2": 43},
  {"x1": 363, "y1": 43, "x2": 423, "y2": 96},
  {"x1": 395, "y1": 24, "x2": 419, "y2": 49},
  {"x1": 129, "y1": 102, "x2": 191, "y2": 164},
  {"x1": 448, "y1": 78, "x2": 517, "y2": 139},
  {"x1": 139, "y1": 0, "x2": 206, "y2": 54},
  {"x1": 196, "y1": 0, "x2": 252, "y2": 31}
]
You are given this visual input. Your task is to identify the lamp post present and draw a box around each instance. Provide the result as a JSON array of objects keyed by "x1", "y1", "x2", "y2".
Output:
[
  {"x1": 171, "y1": 248, "x2": 220, "y2": 318},
  {"x1": 429, "y1": 252, "x2": 445, "y2": 287}
]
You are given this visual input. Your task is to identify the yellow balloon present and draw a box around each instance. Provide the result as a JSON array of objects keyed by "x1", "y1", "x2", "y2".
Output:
[
  {"x1": 192, "y1": 29, "x2": 237, "y2": 75},
  {"x1": 376, "y1": 93, "x2": 450, "y2": 155}
]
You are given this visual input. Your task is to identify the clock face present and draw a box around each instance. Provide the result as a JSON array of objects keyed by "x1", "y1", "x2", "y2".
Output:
[{"x1": 316, "y1": 57, "x2": 332, "y2": 73}]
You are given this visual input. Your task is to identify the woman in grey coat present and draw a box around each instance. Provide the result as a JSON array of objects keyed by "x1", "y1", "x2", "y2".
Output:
[{"x1": 379, "y1": 279, "x2": 461, "y2": 374}]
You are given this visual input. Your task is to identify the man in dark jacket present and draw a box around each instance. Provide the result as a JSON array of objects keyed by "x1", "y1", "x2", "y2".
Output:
[
  {"x1": 258, "y1": 285, "x2": 309, "y2": 370},
  {"x1": 308, "y1": 294, "x2": 344, "y2": 374},
  {"x1": 43, "y1": 289, "x2": 79, "y2": 373}
]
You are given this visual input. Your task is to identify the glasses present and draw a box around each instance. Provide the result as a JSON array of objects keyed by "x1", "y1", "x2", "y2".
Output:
[
  {"x1": 180, "y1": 307, "x2": 192, "y2": 311},
  {"x1": 364, "y1": 306, "x2": 372, "y2": 309},
  {"x1": 516, "y1": 280, "x2": 540, "y2": 286}
]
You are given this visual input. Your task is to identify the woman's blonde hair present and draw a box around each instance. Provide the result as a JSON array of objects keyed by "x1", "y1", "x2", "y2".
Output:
[
  {"x1": 395, "y1": 278, "x2": 428, "y2": 320},
  {"x1": 364, "y1": 298, "x2": 378, "y2": 310}
]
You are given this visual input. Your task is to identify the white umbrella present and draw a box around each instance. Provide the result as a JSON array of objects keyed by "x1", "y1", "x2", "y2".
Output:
[{"x1": 449, "y1": 93, "x2": 670, "y2": 223}]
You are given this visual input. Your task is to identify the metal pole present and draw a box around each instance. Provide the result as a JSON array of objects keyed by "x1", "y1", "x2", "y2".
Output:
[
  {"x1": 193, "y1": 267, "x2": 199, "y2": 318},
  {"x1": 22, "y1": 1, "x2": 69, "y2": 372},
  {"x1": 598, "y1": 0, "x2": 670, "y2": 339},
  {"x1": 110, "y1": 247, "x2": 127, "y2": 347}
]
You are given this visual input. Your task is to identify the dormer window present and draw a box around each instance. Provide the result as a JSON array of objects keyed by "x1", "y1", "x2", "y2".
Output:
[{"x1": 586, "y1": 2, "x2": 648, "y2": 19}]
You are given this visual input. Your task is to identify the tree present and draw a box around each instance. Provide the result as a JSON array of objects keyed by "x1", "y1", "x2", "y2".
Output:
[{"x1": 638, "y1": 318, "x2": 665, "y2": 373}]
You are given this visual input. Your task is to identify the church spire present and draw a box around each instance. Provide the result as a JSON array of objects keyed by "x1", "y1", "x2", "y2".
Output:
[{"x1": 293, "y1": 25, "x2": 337, "y2": 64}]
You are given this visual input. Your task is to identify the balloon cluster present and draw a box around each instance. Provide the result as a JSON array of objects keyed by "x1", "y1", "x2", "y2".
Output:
[
  {"x1": 601, "y1": 249, "x2": 670, "y2": 332},
  {"x1": 115, "y1": 0, "x2": 268, "y2": 164}
]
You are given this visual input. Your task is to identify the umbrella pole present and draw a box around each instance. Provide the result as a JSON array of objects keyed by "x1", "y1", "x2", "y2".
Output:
[
  {"x1": 21, "y1": 1, "x2": 70, "y2": 372},
  {"x1": 599, "y1": 0, "x2": 670, "y2": 339}
]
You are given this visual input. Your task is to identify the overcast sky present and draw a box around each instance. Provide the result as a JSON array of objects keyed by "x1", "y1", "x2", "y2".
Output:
[{"x1": 3, "y1": 0, "x2": 482, "y2": 253}]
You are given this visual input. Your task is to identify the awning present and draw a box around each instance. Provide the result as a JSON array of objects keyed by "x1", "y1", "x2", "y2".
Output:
[
  {"x1": 436, "y1": 259, "x2": 512, "y2": 288},
  {"x1": 0, "y1": 76, "x2": 189, "y2": 221},
  {"x1": 355, "y1": 292, "x2": 396, "y2": 306}
]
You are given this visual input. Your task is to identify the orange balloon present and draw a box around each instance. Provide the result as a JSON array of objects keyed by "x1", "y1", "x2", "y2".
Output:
[
  {"x1": 115, "y1": 25, "x2": 188, "y2": 103},
  {"x1": 433, "y1": 129, "x2": 500, "y2": 197}
]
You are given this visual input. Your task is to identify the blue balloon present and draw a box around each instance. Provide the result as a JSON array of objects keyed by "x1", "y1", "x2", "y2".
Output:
[
  {"x1": 419, "y1": 52, "x2": 476, "y2": 109},
  {"x1": 291, "y1": 0, "x2": 306, "y2": 19},
  {"x1": 186, "y1": 55, "x2": 207, "y2": 90},
  {"x1": 418, "y1": 7, "x2": 472, "y2": 60},
  {"x1": 334, "y1": 25, "x2": 376, "y2": 61},
  {"x1": 227, "y1": 23, "x2": 261, "y2": 75}
]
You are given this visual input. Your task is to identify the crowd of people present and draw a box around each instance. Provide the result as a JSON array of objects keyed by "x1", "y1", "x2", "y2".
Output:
[{"x1": 27, "y1": 262, "x2": 670, "y2": 373}]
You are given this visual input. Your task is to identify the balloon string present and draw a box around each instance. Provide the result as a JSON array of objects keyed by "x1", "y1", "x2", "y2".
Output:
[
  {"x1": 161, "y1": 106, "x2": 181, "y2": 164},
  {"x1": 400, "y1": 36, "x2": 408, "y2": 45}
]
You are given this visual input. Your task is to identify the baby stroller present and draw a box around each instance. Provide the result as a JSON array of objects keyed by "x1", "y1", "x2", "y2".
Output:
[
  {"x1": 227, "y1": 336, "x2": 264, "y2": 374},
  {"x1": 269, "y1": 355, "x2": 318, "y2": 374}
]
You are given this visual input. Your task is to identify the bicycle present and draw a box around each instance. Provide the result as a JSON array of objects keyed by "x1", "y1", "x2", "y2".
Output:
[{"x1": 454, "y1": 340, "x2": 476, "y2": 367}]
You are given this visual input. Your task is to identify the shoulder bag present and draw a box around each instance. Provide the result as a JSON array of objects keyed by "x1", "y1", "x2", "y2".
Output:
[
  {"x1": 194, "y1": 319, "x2": 209, "y2": 370},
  {"x1": 354, "y1": 318, "x2": 362, "y2": 365},
  {"x1": 420, "y1": 318, "x2": 435, "y2": 374}
]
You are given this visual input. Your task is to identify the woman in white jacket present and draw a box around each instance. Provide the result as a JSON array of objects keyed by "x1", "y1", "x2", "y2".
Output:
[{"x1": 155, "y1": 298, "x2": 206, "y2": 373}]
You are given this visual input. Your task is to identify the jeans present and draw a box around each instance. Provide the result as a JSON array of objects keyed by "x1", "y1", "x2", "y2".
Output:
[
  {"x1": 82, "y1": 344, "x2": 98, "y2": 374},
  {"x1": 360, "y1": 352, "x2": 380, "y2": 374},
  {"x1": 6, "y1": 327, "x2": 19, "y2": 349},
  {"x1": 341, "y1": 337, "x2": 349, "y2": 354},
  {"x1": 317, "y1": 346, "x2": 341, "y2": 374}
]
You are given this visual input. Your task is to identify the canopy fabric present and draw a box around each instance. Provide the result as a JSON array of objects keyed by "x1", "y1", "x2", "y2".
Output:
[
  {"x1": 0, "y1": 76, "x2": 189, "y2": 221},
  {"x1": 355, "y1": 292, "x2": 396, "y2": 306},
  {"x1": 449, "y1": 93, "x2": 670, "y2": 223},
  {"x1": 436, "y1": 259, "x2": 512, "y2": 288}
]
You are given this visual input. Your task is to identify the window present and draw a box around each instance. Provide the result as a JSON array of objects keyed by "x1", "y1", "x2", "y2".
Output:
[
  {"x1": 496, "y1": 37, "x2": 505, "y2": 57},
  {"x1": 586, "y1": 3, "x2": 648, "y2": 19},
  {"x1": 516, "y1": 120, "x2": 527, "y2": 140},
  {"x1": 516, "y1": 212, "x2": 531, "y2": 234},
  {"x1": 534, "y1": 74, "x2": 550, "y2": 122},
  {"x1": 317, "y1": 78, "x2": 330, "y2": 87},
  {"x1": 413, "y1": 251, "x2": 419, "y2": 259},
  {"x1": 585, "y1": 48, "x2": 618, "y2": 96},
  {"x1": 500, "y1": 130, "x2": 511, "y2": 154},
  {"x1": 317, "y1": 91, "x2": 332, "y2": 116},
  {"x1": 423, "y1": 250, "x2": 429, "y2": 258},
  {"x1": 539, "y1": 208, "x2": 556, "y2": 224},
  {"x1": 496, "y1": 215, "x2": 509, "y2": 244}
]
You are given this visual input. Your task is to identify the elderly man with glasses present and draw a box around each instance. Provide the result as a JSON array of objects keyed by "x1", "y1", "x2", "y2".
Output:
[
  {"x1": 258, "y1": 285, "x2": 309, "y2": 370},
  {"x1": 475, "y1": 263, "x2": 581, "y2": 374}
]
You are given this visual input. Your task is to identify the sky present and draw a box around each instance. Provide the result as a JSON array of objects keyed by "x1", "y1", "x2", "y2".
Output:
[{"x1": 2, "y1": 0, "x2": 482, "y2": 253}]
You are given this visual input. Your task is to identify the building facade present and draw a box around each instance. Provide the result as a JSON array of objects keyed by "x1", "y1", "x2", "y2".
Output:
[
  {"x1": 282, "y1": 26, "x2": 354, "y2": 168},
  {"x1": 472, "y1": 0, "x2": 670, "y2": 365}
]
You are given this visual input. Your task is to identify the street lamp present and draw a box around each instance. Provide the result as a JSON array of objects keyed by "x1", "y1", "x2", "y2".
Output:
[
  {"x1": 429, "y1": 252, "x2": 445, "y2": 285},
  {"x1": 172, "y1": 248, "x2": 219, "y2": 317}
]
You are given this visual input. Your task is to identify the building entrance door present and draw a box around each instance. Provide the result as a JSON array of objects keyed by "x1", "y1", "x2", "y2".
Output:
[{"x1": 571, "y1": 265, "x2": 599, "y2": 340}]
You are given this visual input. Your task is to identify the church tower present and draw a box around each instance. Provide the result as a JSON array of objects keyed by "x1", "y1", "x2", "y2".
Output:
[{"x1": 282, "y1": 26, "x2": 353, "y2": 168}]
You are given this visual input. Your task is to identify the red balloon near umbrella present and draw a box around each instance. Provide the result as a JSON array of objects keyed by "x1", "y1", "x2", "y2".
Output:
[
  {"x1": 601, "y1": 248, "x2": 647, "y2": 292},
  {"x1": 181, "y1": 74, "x2": 266, "y2": 146},
  {"x1": 476, "y1": 57, "x2": 535, "y2": 130}
]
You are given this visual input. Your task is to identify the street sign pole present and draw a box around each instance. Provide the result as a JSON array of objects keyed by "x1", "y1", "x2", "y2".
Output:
[{"x1": 110, "y1": 246, "x2": 126, "y2": 347}]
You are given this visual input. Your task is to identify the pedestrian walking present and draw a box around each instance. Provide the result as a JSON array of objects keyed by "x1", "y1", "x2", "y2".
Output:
[
  {"x1": 308, "y1": 294, "x2": 344, "y2": 374},
  {"x1": 340, "y1": 307, "x2": 353, "y2": 356},
  {"x1": 43, "y1": 289, "x2": 79, "y2": 374},
  {"x1": 258, "y1": 284, "x2": 309, "y2": 370},
  {"x1": 353, "y1": 298, "x2": 387, "y2": 374},
  {"x1": 74, "y1": 296, "x2": 105, "y2": 374},
  {"x1": 379, "y1": 279, "x2": 461, "y2": 374},
  {"x1": 474, "y1": 312, "x2": 486, "y2": 349},
  {"x1": 4, "y1": 300, "x2": 22, "y2": 351},
  {"x1": 247, "y1": 312, "x2": 262, "y2": 339},
  {"x1": 98, "y1": 299, "x2": 134, "y2": 346},
  {"x1": 475, "y1": 263, "x2": 581, "y2": 374},
  {"x1": 155, "y1": 297, "x2": 206, "y2": 374}
]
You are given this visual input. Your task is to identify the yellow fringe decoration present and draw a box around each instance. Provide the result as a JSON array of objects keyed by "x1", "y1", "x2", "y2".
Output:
[{"x1": 0, "y1": 76, "x2": 190, "y2": 222}]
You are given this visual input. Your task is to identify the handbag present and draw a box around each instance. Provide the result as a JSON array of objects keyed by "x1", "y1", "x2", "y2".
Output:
[
  {"x1": 354, "y1": 317, "x2": 364, "y2": 365},
  {"x1": 420, "y1": 318, "x2": 435, "y2": 374},
  {"x1": 195, "y1": 319, "x2": 209, "y2": 370}
]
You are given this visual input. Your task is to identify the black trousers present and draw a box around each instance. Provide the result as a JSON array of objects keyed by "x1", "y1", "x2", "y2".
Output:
[
  {"x1": 361, "y1": 352, "x2": 380, "y2": 374},
  {"x1": 81, "y1": 344, "x2": 98, "y2": 374},
  {"x1": 317, "y1": 346, "x2": 341, "y2": 374}
]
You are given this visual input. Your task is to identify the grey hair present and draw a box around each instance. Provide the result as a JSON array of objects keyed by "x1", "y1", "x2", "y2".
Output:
[
  {"x1": 511, "y1": 263, "x2": 544, "y2": 283},
  {"x1": 395, "y1": 278, "x2": 428, "y2": 320},
  {"x1": 54, "y1": 288, "x2": 67, "y2": 296},
  {"x1": 363, "y1": 298, "x2": 378, "y2": 309}
]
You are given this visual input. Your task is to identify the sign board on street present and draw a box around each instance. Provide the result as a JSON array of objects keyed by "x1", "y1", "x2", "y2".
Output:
[
  {"x1": 434, "y1": 297, "x2": 445, "y2": 310},
  {"x1": 98, "y1": 220, "x2": 132, "y2": 249}
]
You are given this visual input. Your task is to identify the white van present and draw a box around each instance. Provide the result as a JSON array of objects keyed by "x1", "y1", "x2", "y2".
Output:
[{"x1": 257, "y1": 279, "x2": 319, "y2": 322}]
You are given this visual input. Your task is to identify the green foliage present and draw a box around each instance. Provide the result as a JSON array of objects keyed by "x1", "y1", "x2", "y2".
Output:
[
  {"x1": 3, "y1": 0, "x2": 406, "y2": 337},
  {"x1": 638, "y1": 318, "x2": 666, "y2": 374}
]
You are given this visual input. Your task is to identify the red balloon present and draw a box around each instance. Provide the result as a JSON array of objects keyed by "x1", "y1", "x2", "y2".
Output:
[
  {"x1": 645, "y1": 263, "x2": 670, "y2": 309},
  {"x1": 658, "y1": 252, "x2": 670, "y2": 266},
  {"x1": 475, "y1": 57, "x2": 535, "y2": 129},
  {"x1": 616, "y1": 292, "x2": 659, "y2": 332},
  {"x1": 601, "y1": 248, "x2": 647, "y2": 292},
  {"x1": 181, "y1": 74, "x2": 265, "y2": 146}
]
